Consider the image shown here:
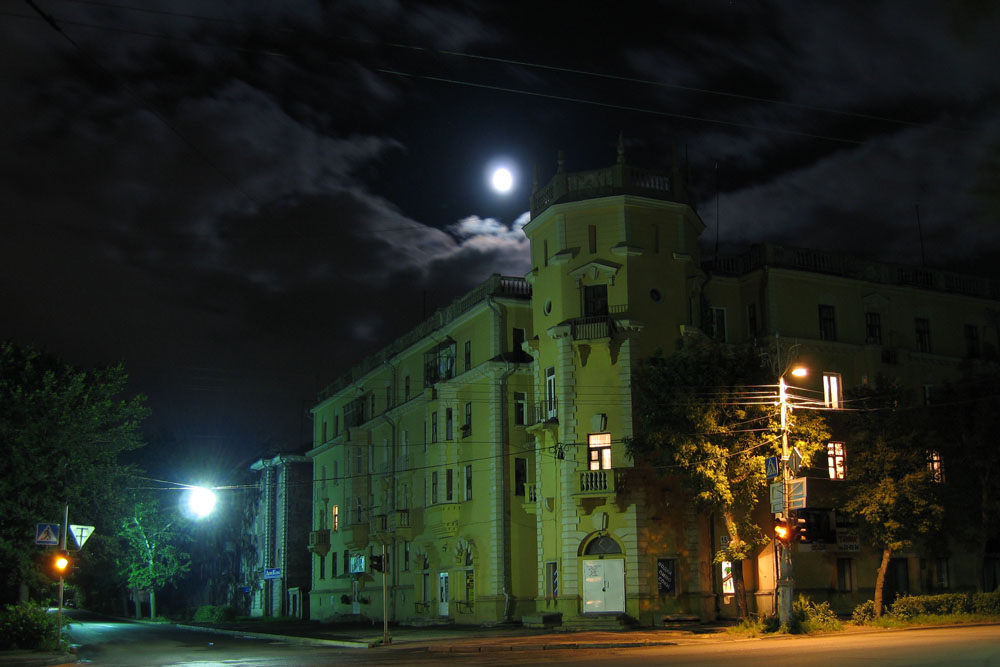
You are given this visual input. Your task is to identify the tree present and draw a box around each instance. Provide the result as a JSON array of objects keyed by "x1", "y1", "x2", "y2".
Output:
[
  {"x1": 837, "y1": 379, "x2": 944, "y2": 616},
  {"x1": 927, "y1": 367, "x2": 1000, "y2": 591},
  {"x1": 117, "y1": 497, "x2": 191, "y2": 619},
  {"x1": 0, "y1": 342, "x2": 148, "y2": 603},
  {"x1": 625, "y1": 339, "x2": 829, "y2": 619}
]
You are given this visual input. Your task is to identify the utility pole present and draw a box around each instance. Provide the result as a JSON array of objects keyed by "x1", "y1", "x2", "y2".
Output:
[{"x1": 57, "y1": 504, "x2": 68, "y2": 648}]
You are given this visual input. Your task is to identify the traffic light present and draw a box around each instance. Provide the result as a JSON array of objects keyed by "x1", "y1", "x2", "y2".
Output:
[
  {"x1": 51, "y1": 550, "x2": 71, "y2": 578},
  {"x1": 794, "y1": 515, "x2": 809, "y2": 544},
  {"x1": 774, "y1": 518, "x2": 792, "y2": 544},
  {"x1": 371, "y1": 554, "x2": 384, "y2": 573}
]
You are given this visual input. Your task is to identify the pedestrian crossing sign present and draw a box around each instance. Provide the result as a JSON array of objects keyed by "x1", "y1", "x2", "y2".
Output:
[{"x1": 35, "y1": 523, "x2": 59, "y2": 546}]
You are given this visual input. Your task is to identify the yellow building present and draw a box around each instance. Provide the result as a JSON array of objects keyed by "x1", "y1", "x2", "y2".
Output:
[{"x1": 307, "y1": 139, "x2": 1000, "y2": 626}]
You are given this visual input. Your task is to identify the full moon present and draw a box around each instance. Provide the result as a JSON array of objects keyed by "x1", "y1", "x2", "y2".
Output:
[{"x1": 491, "y1": 167, "x2": 513, "y2": 193}]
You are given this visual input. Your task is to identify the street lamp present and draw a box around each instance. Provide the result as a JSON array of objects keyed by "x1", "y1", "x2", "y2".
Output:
[
  {"x1": 185, "y1": 486, "x2": 217, "y2": 519},
  {"x1": 777, "y1": 366, "x2": 807, "y2": 628}
]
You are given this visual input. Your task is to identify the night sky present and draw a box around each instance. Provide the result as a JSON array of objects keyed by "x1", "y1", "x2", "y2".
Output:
[{"x1": 2, "y1": 1, "x2": 999, "y2": 479}]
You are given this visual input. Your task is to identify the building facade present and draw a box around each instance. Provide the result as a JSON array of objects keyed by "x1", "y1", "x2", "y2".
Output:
[
  {"x1": 306, "y1": 140, "x2": 1000, "y2": 625},
  {"x1": 248, "y1": 453, "x2": 312, "y2": 618}
]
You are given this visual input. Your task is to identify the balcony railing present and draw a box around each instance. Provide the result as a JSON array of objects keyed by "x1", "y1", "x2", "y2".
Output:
[
  {"x1": 571, "y1": 316, "x2": 615, "y2": 340},
  {"x1": 526, "y1": 400, "x2": 557, "y2": 427},
  {"x1": 577, "y1": 468, "x2": 619, "y2": 496},
  {"x1": 307, "y1": 529, "x2": 331, "y2": 556}
]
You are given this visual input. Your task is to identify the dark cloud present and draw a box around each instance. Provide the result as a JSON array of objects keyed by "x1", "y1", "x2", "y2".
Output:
[{"x1": 2, "y1": 0, "x2": 999, "y2": 475}]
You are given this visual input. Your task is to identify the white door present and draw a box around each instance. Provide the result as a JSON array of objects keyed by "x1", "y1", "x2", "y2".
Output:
[
  {"x1": 582, "y1": 559, "x2": 625, "y2": 613},
  {"x1": 439, "y1": 572, "x2": 450, "y2": 616}
]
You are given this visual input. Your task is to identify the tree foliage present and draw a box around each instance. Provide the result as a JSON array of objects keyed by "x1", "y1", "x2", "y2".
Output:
[
  {"x1": 117, "y1": 496, "x2": 191, "y2": 618},
  {"x1": 625, "y1": 339, "x2": 829, "y2": 617},
  {"x1": 0, "y1": 341, "x2": 149, "y2": 603},
  {"x1": 837, "y1": 379, "x2": 944, "y2": 615}
]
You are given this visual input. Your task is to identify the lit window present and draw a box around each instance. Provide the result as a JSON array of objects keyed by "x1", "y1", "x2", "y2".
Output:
[
  {"x1": 827, "y1": 442, "x2": 846, "y2": 480},
  {"x1": 823, "y1": 372, "x2": 843, "y2": 409},
  {"x1": 331, "y1": 505, "x2": 339, "y2": 531},
  {"x1": 927, "y1": 451, "x2": 944, "y2": 483},
  {"x1": 588, "y1": 432, "x2": 612, "y2": 471}
]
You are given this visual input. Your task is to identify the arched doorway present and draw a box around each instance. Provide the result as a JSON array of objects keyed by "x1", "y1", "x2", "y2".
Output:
[{"x1": 581, "y1": 535, "x2": 625, "y2": 614}]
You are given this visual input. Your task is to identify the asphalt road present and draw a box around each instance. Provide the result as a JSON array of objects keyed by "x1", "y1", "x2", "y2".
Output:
[{"x1": 15, "y1": 611, "x2": 1000, "y2": 666}]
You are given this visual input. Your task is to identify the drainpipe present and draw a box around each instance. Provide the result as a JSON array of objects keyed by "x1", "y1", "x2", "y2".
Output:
[
  {"x1": 381, "y1": 358, "x2": 397, "y2": 622},
  {"x1": 488, "y1": 295, "x2": 518, "y2": 621}
]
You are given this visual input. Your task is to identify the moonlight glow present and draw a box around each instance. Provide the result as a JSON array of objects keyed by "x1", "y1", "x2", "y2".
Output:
[
  {"x1": 186, "y1": 486, "x2": 217, "y2": 519},
  {"x1": 491, "y1": 167, "x2": 513, "y2": 193}
]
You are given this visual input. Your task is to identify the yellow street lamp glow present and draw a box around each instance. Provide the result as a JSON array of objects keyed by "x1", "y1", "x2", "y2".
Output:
[
  {"x1": 789, "y1": 367, "x2": 808, "y2": 378},
  {"x1": 54, "y1": 554, "x2": 69, "y2": 572}
]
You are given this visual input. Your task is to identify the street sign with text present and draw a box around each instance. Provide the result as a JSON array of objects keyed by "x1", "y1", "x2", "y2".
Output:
[{"x1": 770, "y1": 478, "x2": 808, "y2": 513}]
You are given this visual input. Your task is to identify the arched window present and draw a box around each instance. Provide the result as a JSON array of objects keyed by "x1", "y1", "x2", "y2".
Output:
[{"x1": 584, "y1": 535, "x2": 622, "y2": 555}]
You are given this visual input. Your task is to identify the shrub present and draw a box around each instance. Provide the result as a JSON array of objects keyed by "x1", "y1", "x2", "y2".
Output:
[
  {"x1": 890, "y1": 593, "x2": 972, "y2": 619},
  {"x1": 191, "y1": 605, "x2": 236, "y2": 623},
  {"x1": 852, "y1": 600, "x2": 875, "y2": 625},
  {"x1": 972, "y1": 589, "x2": 1000, "y2": 615},
  {"x1": 793, "y1": 595, "x2": 842, "y2": 632},
  {"x1": 0, "y1": 602, "x2": 61, "y2": 650}
]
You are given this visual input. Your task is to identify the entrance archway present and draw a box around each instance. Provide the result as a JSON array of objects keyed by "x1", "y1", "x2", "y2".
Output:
[{"x1": 581, "y1": 534, "x2": 625, "y2": 614}]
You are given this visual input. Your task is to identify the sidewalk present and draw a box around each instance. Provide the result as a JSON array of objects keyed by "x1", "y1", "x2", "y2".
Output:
[{"x1": 176, "y1": 618, "x2": 743, "y2": 652}]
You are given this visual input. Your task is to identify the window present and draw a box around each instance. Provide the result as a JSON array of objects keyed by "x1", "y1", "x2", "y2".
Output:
[
  {"x1": 465, "y1": 569, "x2": 475, "y2": 603},
  {"x1": 583, "y1": 284, "x2": 609, "y2": 317},
  {"x1": 915, "y1": 317, "x2": 932, "y2": 353},
  {"x1": 923, "y1": 558, "x2": 949, "y2": 592},
  {"x1": 512, "y1": 327, "x2": 526, "y2": 362},
  {"x1": 321, "y1": 465, "x2": 327, "y2": 490},
  {"x1": 588, "y1": 432, "x2": 612, "y2": 470},
  {"x1": 464, "y1": 340, "x2": 472, "y2": 371},
  {"x1": 546, "y1": 561, "x2": 559, "y2": 598},
  {"x1": 837, "y1": 558, "x2": 853, "y2": 592},
  {"x1": 331, "y1": 504, "x2": 339, "y2": 531},
  {"x1": 514, "y1": 457, "x2": 527, "y2": 496},
  {"x1": 545, "y1": 367, "x2": 557, "y2": 419},
  {"x1": 345, "y1": 395, "x2": 367, "y2": 428},
  {"x1": 465, "y1": 464, "x2": 472, "y2": 501},
  {"x1": 464, "y1": 402, "x2": 472, "y2": 434},
  {"x1": 404, "y1": 375, "x2": 410, "y2": 400},
  {"x1": 514, "y1": 391, "x2": 526, "y2": 426},
  {"x1": 823, "y1": 372, "x2": 843, "y2": 410},
  {"x1": 657, "y1": 558, "x2": 676, "y2": 595},
  {"x1": 403, "y1": 542, "x2": 410, "y2": 571},
  {"x1": 543, "y1": 239, "x2": 549, "y2": 267},
  {"x1": 588, "y1": 225, "x2": 597, "y2": 254},
  {"x1": 318, "y1": 554, "x2": 326, "y2": 579},
  {"x1": 710, "y1": 307, "x2": 727, "y2": 341},
  {"x1": 355, "y1": 497, "x2": 363, "y2": 523},
  {"x1": 343, "y1": 550, "x2": 350, "y2": 576},
  {"x1": 446, "y1": 468, "x2": 454, "y2": 502},
  {"x1": 401, "y1": 430, "x2": 409, "y2": 460},
  {"x1": 355, "y1": 447, "x2": 363, "y2": 474},
  {"x1": 827, "y1": 442, "x2": 846, "y2": 480},
  {"x1": 424, "y1": 339, "x2": 457, "y2": 386},
  {"x1": 927, "y1": 450, "x2": 944, "y2": 483},
  {"x1": 331, "y1": 552, "x2": 337, "y2": 579},
  {"x1": 818, "y1": 305, "x2": 837, "y2": 341},
  {"x1": 965, "y1": 324, "x2": 981, "y2": 359},
  {"x1": 321, "y1": 418, "x2": 328, "y2": 443},
  {"x1": 370, "y1": 393, "x2": 376, "y2": 417},
  {"x1": 333, "y1": 461, "x2": 339, "y2": 485},
  {"x1": 865, "y1": 312, "x2": 882, "y2": 345},
  {"x1": 431, "y1": 412, "x2": 438, "y2": 443},
  {"x1": 747, "y1": 304, "x2": 758, "y2": 338},
  {"x1": 431, "y1": 471, "x2": 439, "y2": 504},
  {"x1": 334, "y1": 415, "x2": 339, "y2": 436},
  {"x1": 446, "y1": 408, "x2": 454, "y2": 440}
]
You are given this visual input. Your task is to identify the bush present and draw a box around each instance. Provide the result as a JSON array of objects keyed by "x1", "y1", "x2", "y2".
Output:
[
  {"x1": 0, "y1": 602, "x2": 61, "y2": 650},
  {"x1": 793, "y1": 595, "x2": 842, "y2": 632},
  {"x1": 191, "y1": 605, "x2": 236, "y2": 623},
  {"x1": 852, "y1": 599, "x2": 876, "y2": 624},
  {"x1": 972, "y1": 589, "x2": 1000, "y2": 615},
  {"x1": 890, "y1": 593, "x2": 972, "y2": 619}
]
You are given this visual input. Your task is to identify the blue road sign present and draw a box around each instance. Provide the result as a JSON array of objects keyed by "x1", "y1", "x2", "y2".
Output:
[
  {"x1": 264, "y1": 568, "x2": 281, "y2": 580},
  {"x1": 765, "y1": 456, "x2": 780, "y2": 480},
  {"x1": 35, "y1": 523, "x2": 60, "y2": 546}
]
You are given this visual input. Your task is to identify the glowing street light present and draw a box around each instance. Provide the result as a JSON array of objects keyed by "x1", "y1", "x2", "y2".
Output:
[
  {"x1": 186, "y1": 486, "x2": 217, "y2": 519},
  {"x1": 777, "y1": 365, "x2": 808, "y2": 628}
]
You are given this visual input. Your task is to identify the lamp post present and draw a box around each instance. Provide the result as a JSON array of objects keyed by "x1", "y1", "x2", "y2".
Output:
[{"x1": 777, "y1": 368, "x2": 806, "y2": 628}]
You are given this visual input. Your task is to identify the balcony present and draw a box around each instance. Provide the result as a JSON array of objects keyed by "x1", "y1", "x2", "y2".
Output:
[
  {"x1": 570, "y1": 316, "x2": 615, "y2": 341},
  {"x1": 307, "y1": 529, "x2": 331, "y2": 556},
  {"x1": 391, "y1": 509, "x2": 414, "y2": 539},
  {"x1": 341, "y1": 522, "x2": 369, "y2": 549},
  {"x1": 522, "y1": 483, "x2": 538, "y2": 511},
  {"x1": 425, "y1": 502, "x2": 460, "y2": 538},
  {"x1": 525, "y1": 400, "x2": 558, "y2": 428},
  {"x1": 575, "y1": 468, "x2": 621, "y2": 500}
]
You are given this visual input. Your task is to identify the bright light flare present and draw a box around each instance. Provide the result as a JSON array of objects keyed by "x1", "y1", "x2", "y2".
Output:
[
  {"x1": 491, "y1": 167, "x2": 513, "y2": 193},
  {"x1": 186, "y1": 486, "x2": 217, "y2": 519},
  {"x1": 790, "y1": 367, "x2": 808, "y2": 378}
]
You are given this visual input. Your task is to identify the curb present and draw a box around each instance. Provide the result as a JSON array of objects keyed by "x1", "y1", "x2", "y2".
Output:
[{"x1": 171, "y1": 623, "x2": 374, "y2": 649}]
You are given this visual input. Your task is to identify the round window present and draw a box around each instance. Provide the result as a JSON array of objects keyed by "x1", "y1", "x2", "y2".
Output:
[
  {"x1": 650, "y1": 289, "x2": 662, "y2": 302},
  {"x1": 543, "y1": 300, "x2": 552, "y2": 315}
]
